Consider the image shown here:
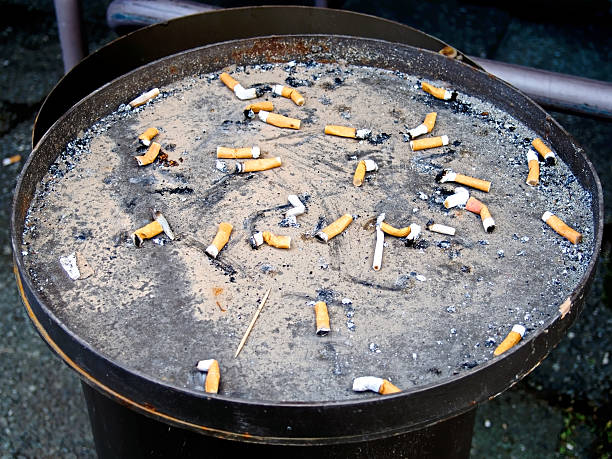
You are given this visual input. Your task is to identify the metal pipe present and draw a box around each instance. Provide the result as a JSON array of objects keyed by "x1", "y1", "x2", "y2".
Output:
[
  {"x1": 470, "y1": 56, "x2": 612, "y2": 119},
  {"x1": 53, "y1": 0, "x2": 88, "y2": 73}
]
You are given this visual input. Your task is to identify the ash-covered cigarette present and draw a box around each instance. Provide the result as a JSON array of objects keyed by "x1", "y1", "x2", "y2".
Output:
[
  {"x1": 273, "y1": 84, "x2": 305, "y2": 106},
  {"x1": 196, "y1": 358, "x2": 220, "y2": 394},
  {"x1": 206, "y1": 222, "x2": 233, "y2": 258},
  {"x1": 410, "y1": 135, "x2": 449, "y2": 151},
  {"x1": 541, "y1": 211, "x2": 582, "y2": 244},
  {"x1": 128, "y1": 88, "x2": 160, "y2": 108},
  {"x1": 493, "y1": 325, "x2": 525, "y2": 356},
  {"x1": 352, "y1": 376, "x2": 401, "y2": 394},
  {"x1": 258, "y1": 110, "x2": 301, "y2": 129},
  {"x1": 532, "y1": 138, "x2": 556, "y2": 166},
  {"x1": 132, "y1": 209, "x2": 174, "y2": 247},
  {"x1": 324, "y1": 125, "x2": 371, "y2": 140},
  {"x1": 435, "y1": 169, "x2": 491, "y2": 192},
  {"x1": 220, "y1": 72, "x2": 258, "y2": 100}
]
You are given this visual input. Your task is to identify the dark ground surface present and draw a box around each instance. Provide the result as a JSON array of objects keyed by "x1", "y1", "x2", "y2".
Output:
[{"x1": 0, "y1": 0, "x2": 610, "y2": 457}]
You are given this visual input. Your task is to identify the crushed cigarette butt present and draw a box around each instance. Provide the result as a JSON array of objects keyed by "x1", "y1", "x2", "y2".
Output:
[
  {"x1": 134, "y1": 141, "x2": 161, "y2": 166},
  {"x1": 443, "y1": 187, "x2": 470, "y2": 209},
  {"x1": 436, "y1": 169, "x2": 491, "y2": 192},
  {"x1": 541, "y1": 211, "x2": 582, "y2": 244},
  {"x1": 206, "y1": 222, "x2": 233, "y2": 258},
  {"x1": 410, "y1": 135, "x2": 449, "y2": 151},
  {"x1": 217, "y1": 146, "x2": 260, "y2": 159},
  {"x1": 132, "y1": 209, "x2": 174, "y2": 247},
  {"x1": 315, "y1": 214, "x2": 353, "y2": 243},
  {"x1": 353, "y1": 159, "x2": 378, "y2": 186},
  {"x1": 421, "y1": 81, "x2": 455, "y2": 101},
  {"x1": 235, "y1": 156, "x2": 282, "y2": 173},
  {"x1": 532, "y1": 138, "x2": 556, "y2": 165},
  {"x1": 129, "y1": 88, "x2": 160, "y2": 108},
  {"x1": 324, "y1": 125, "x2": 371, "y2": 140},
  {"x1": 2, "y1": 154, "x2": 21, "y2": 166},
  {"x1": 258, "y1": 110, "x2": 300, "y2": 129},
  {"x1": 526, "y1": 149, "x2": 540, "y2": 186},
  {"x1": 59, "y1": 251, "x2": 94, "y2": 280},
  {"x1": 196, "y1": 359, "x2": 220, "y2": 394},
  {"x1": 286, "y1": 194, "x2": 305, "y2": 218},
  {"x1": 251, "y1": 231, "x2": 291, "y2": 249},
  {"x1": 273, "y1": 84, "x2": 305, "y2": 106},
  {"x1": 426, "y1": 220, "x2": 456, "y2": 236},
  {"x1": 138, "y1": 127, "x2": 159, "y2": 147},
  {"x1": 352, "y1": 376, "x2": 401, "y2": 395},
  {"x1": 372, "y1": 213, "x2": 385, "y2": 271},
  {"x1": 494, "y1": 325, "x2": 525, "y2": 356},
  {"x1": 314, "y1": 301, "x2": 331, "y2": 336},
  {"x1": 407, "y1": 112, "x2": 437, "y2": 139},
  {"x1": 220, "y1": 72, "x2": 258, "y2": 100}
]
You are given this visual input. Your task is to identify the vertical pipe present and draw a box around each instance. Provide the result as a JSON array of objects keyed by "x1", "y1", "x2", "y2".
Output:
[{"x1": 54, "y1": 0, "x2": 88, "y2": 73}]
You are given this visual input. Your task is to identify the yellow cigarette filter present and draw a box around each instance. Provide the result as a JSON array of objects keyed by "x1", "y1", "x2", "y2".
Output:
[
  {"x1": 206, "y1": 222, "x2": 233, "y2": 258},
  {"x1": 132, "y1": 209, "x2": 174, "y2": 247},
  {"x1": 532, "y1": 138, "x2": 556, "y2": 165},
  {"x1": 216, "y1": 146, "x2": 261, "y2": 159},
  {"x1": 380, "y1": 222, "x2": 412, "y2": 238},
  {"x1": 314, "y1": 301, "x2": 331, "y2": 336},
  {"x1": 273, "y1": 84, "x2": 305, "y2": 106},
  {"x1": 466, "y1": 197, "x2": 495, "y2": 233},
  {"x1": 439, "y1": 45, "x2": 458, "y2": 59},
  {"x1": 352, "y1": 376, "x2": 401, "y2": 395},
  {"x1": 352, "y1": 159, "x2": 378, "y2": 186},
  {"x1": 138, "y1": 127, "x2": 159, "y2": 146},
  {"x1": 2, "y1": 154, "x2": 21, "y2": 166},
  {"x1": 324, "y1": 124, "x2": 371, "y2": 140},
  {"x1": 219, "y1": 72, "x2": 258, "y2": 100},
  {"x1": 526, "y1": 149, "x2": 540, "y2": 187},
  {"x1": 263, "y1": 231, "x2": 291, "y2": 249},
  {"x1": 235, "y1": 157, "x2": 282, "y2": 173},
  {"x1": 220, "y1": 72, "x2": 239, "y2": 90},
  {"x1": 315, "y1": 214, "x2": 353, "y2": 243},
  {"x1": 436, "y1": 168, "x2": 491, "y2": 192},
  {"x1": 410, "y1": 135, "x2": 449, "y2": 151},
  {"x1": 407, "y1": 112, "x2": 437, "y2": 138},
  {"x1": 541, "y1": 211, "x2": 582, "y2": 244},
  {"x1": 258, "y1": 111, "x2": 301, "y2": 129},
  {"x1": 244, "y1": 101, "x2": 274, "y2": 113},
  {"x1": 134, "y1": 141, "x2": 162, "y2": 166},
  {"x1": 128, "y1": 88, "x2": 160, "y2": 108},
  {"x1": 196, "y1": 359, "x2": 220, "y2": 394},
  {"x1": 421, "y1": 81, "x2": 454, "y2": 100},
  {"x1": 493, "y1": 325, "x2": 526, "y2": 356}
]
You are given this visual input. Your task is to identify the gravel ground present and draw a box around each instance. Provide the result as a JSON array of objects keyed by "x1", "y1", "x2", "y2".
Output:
[{"x1": 1, "y1": 0, "x2": 610, "y2": 457}]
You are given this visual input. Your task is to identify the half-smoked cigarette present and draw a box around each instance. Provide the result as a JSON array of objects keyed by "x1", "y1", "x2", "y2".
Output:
[
  {"x1": 244, "y1": 101, "x2": 274, "y2": 113},
  {"x1": 217, "y1": 146, "x2": 261, "y2": 159},
  {"x1": 220, "y1": 72, "x2": 257, "y2": 100},
  {"x1": 196, "y1": 359, "x2": 220, "y2": 394},
  {"x1": 353, "y1": 159, "x2": 378, "y2": 187},
  {"x1": 314, "y1": 301, "x2": 330, "y2": 336},
  {"x1": 206, "y1": 222, "x2": 233, "y2": 258},
  {"x1": 134, "y1": 141, "x2": 161, "y2": 166},
  {"x1": 324, "y1": 125, "x2": 371, "y2": 140},
  {"x1": 436, "y1": 169, "x2": 491, "y2": 192},
  {"x1": 493, "y1": 325, "x2": 525, "y2": 356},
  {"x1": 426, "y1": 220, "x2": 456, "y2": 236},
  {"x1": 235, "y1": 157, "x2": 282, "y2": 173},
  {"x1": 315, "y1": 214, "x2": 353, "y2": 243},
  {"x1": 263, "y1": 231, "x2": 291, "y2": 249},
  {"x1": 542, "y1": 211, "x2": 582, "y2": 244},
  {"x1": 466, "y1": 197, "x2": 495, "y2": 233},
  {"x1": 372, "y1": 213, "x2": 385, "y2": 271},
  {"x1": 2, "y1": 154, "x2": 21, "y2": 166},
  {"x1": 129, "y1": 88, "x2": 160, "y2": 108},
  {"x1": 410, "y1": 135, "x2": 449, "y2": 151},
  {"x1": 408, "y1": 112, "x2": 437, "y2": 139},
  {"x1": 258, "y1": 110, "x2": 300, "y2": 129},
  {"x1": 132, "y1": 209, "x2": 174, "y2": 247},
  {"x1": 352, "y1": 376, "x2": 401, "y2": 395},
  {"x1": 443, "y1": 187, "x2": 469, "y2": 209},
  {"x1": 532, "y1": 138, "x2": 556, "y2": 165},
  {"x1": 526, "y1": 149, "x2": 540, "y2": 186},
  {"x1": 138, "y1": 127, "x2": 159, "y2": 146},
  {"x1": 273, "y1": 84, "x2": 305, "y2": 106},
  {"x1": 421, "y1": 81, "x2": 454, "y2": 101}
]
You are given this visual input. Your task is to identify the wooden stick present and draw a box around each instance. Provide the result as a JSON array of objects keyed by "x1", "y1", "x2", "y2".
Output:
[{"x1": 234, "y1": 287, "x2": 271, "y2": 358}]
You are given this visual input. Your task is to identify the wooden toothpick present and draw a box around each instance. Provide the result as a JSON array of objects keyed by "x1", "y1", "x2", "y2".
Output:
[{"x1": 234, "y1": 287, "x2": 271, "y2": 358}]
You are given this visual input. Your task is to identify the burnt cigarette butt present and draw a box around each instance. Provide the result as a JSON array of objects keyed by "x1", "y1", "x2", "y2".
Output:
[
  {"x1": 444, "y1": 187, "x2": 469, "y2": 209},
  {"x1": 258, "y1": 111, "x2": 300, "y2": 129},
  {"x1": 380, "y1": 222, "x2": 412, "y2": 238},
  {"x1": 493, "y1": 325, "x2": 525, "y2": 356},
  {"x1": 138, "y1": 127, "x2": 159, "y2": 146},
  {"x1": 262, "y1": 231, "x2": 291, "y2": 249},
  {"x1": 273, "y1": 84, "x2": 305, "y2": 106},
  {"x1": 532, "y1": 138, "x2": 556, "y2": 165},
  {"x1": 132, "y1": 220, "x2": 163, "y2": 247},
  {"x1": 352, "y1": 376, "x2": 401, "y2": 395},
  {"x1": 421, "y1": 81, "x2": 453, "y2": 100},
  {"x1": 2, "y1": 154, "x2": 21, "y2": 166},
  {"x1": 352, "y1": 159, "x2": 378, "y2": 187},
  {"x1": 129, "y1": 88, "x2": 160, "y2": 108},
  {"x1": 410, "y1": 135, "x2": 449, "y2": 151},
  {"x1": 196, "y1": 359, "x2": 220, "y2": 394},
  {"x1": 426, "y1": 221, "x2": 456, "y2": 236},
  {"x1": 314, "y1": 301, "x2": 330, "y2": 336},
  {"x1": 236, "y1": 156, "x2": 282, "y2": 173},
  {"x1": 526, "y1": 149, "x2": 540, "y2": 186},
  {"x1": 408, "y1": 112, "x2": 437, "y2": 138},
  {"x1": 372, "y1": 213, "x2": 385, "y2": 271},
  {"x1": 220, "y1": 72, "x2": 239, "y2": 90},
  {"x1": 315, "y1": 214, "x2": 353, "y2": 243},
  {"x1": 542, "y1": 211, "x2": 582, "y2": 244},
  {"x1": 206, "y1": 222, "x2": 233, "y2": 258},
  {"x1": 436, "y1": 169, "x2": 491, "y2": 192},
  {"x1": 135, "y1": 141, "x2": 162, "y2": 166},
  {"x1": 325, "y1": 125, "x2": 356, "y2": 138},
  {"x1": 217, "y1": 146, "x2": 261, "y2": 159},
  {"x1": 244, "y1": 101, "x2": 274, "y2": 113},
  {"x1": 479, "y1": 205, "x2": 495, "y2": 233}
]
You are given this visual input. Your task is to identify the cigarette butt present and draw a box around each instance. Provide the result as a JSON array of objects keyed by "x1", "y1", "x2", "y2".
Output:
[
  {"x1": 220, "y1": 72, "x2": 239, "y2": 90},
  {"x1": 220, "y1": 72, "x2": 257, "y2": 100},
  {"x1": 2, "y1": 154, "x2": 21, "y2": 166},
  {"x1": 258, "y1": 111, "x2": 300, "y2": 129},
  {"x1": 134, "y1": 142, "x2": 162, "y2": 166},
  {"x1": 196, "y1": 359, "x2": 220, "y2": 394},
  {"x1": 421, "y1": 81, "x2": 453, "y2": 100},
  {"x1": 526, "y1": 149, "x2": 540, "y2": 186},
  {"x1": 217, "y1": 146, "x2": 261, "y2": 159},
  {"x1": 443, "y1": 187, "x2": 469, "y2": 209},
  {"x1": 314, "y1": 301, "x2": 330, "y2": 336},
  {"x1": 532, "y1": 138, "x2": 556, "y2": 165},
  {"x1": 286, "y1": 194, "x2": 306, "y2": 218},
  {"x1": 315, "y1": 214, "x2": 353, "y2": 243},
  {"x1": 206, "y1": 222, "x2": 233, "y2": 258},
  {"x1": 129, "y1": 88, "x2": 160, "y2": 108},
  {"x1": 236, "y1": 157, "x2": 282, "y2": 173},
  {"x1": 479, "y1": 205, "x2": 496, "y2": 233},
  {"x1": 273, "y1": 85, "x2": 305, "y2": 106},
  {"x1": 132, "y1": 220, "x2": 163, "y2": 247},
  {"x1": 410, "y1": 135, "x2": 449, "y2": 151},
  {"x1": 465, "y1": 196, "x2": 483, "y2": 214},
  {"x1": 493, "y1": 325, "x2": 525, "y2": 356},
  {"x1": 352, "y1": 376, "x2": 401, "y2": 394},
  {"x1": 138, "y1": 127, "x2": 159, "y2": 146},
  {"x1": 426, "y1": 221, "x2": 456, "y2": 236},
  {"x1": 379, "y1": 379, "x2": 402, "y2": 394},
  {"x1": 407, "y1": 112, "x2": 437, "y2": 139},
  {"x1": 353, "y1": 160, "x2": 366, "y2": 186},
  {"x1": 262, "y1": 231, "x2": 291, "y2": 249},
  {"x1": 380, "y1": 222, "x2": 412, "y2": 238},
  {"x1": 290, "y1": 90, "x2": 305, "y2": 106},
  {"x1": 244, "y1": 101, "x2": 274, "y2": 113},
  {"x1": 325, "y1": 125, "x2": 357, "y2": 138},
  {"x1": 373, "y1": 213, "x2": 385, "y2": 271},
  {"x1": 542, "y1": 211, "x2": 582, "y2": 244},
  {"x1": 454, "y1": 174, "x2": 491, "y2": 192}
]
